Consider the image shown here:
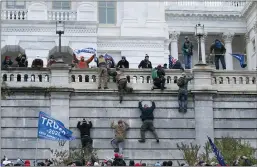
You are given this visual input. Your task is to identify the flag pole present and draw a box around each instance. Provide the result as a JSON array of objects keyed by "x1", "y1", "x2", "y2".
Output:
[{"x1": 34, "y1": 138, "x2": 39, "y2": 165}]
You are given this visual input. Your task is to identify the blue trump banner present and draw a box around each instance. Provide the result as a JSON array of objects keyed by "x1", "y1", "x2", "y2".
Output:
[
  {"x1": 230, "y1": 53, "x2": 247, "y2": 68},
  {"x1": 208, "y1": 136, "x2": 227, "y2": 166},
  {"x1": 73, "y1": 47, "x2": 96, "y2": 55},
  {"x1": 37, "y1": 111, "x2": 75, "y2": 141}
]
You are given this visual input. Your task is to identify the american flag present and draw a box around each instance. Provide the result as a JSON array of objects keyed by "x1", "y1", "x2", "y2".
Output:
[
  {"x1": 169, "y1": 55, "x2": 177, "y2": 68},
  {"x1": 208, "y1": 136, "x2": 227, "y2": 166}
]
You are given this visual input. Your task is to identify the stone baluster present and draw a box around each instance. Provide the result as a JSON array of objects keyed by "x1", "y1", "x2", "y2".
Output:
[
  {"x1": 169, "y1": 31, "x2": 180, "y2": 60},
  {"x1": 222, "y1": 32, "x2": 235, "y2": 70}
]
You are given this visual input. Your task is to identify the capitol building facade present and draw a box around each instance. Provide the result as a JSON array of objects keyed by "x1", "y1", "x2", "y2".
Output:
[{"x1": 1, "y1": 0, "x2": 256, "y2": 70}]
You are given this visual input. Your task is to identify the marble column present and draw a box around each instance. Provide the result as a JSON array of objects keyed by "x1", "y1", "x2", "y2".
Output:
[
  {"x1": 169, "y1": 31, "x2": 180, "y2": 59},
  {"x1": 222, "y1": 32, "x2": 235, "y2": 70},
  {"x1": 196, "y1": 33, "x2": 207, "y2": 64},
  {"x1": 245, "y1": 32, "x2": 252, "y2": 70}
]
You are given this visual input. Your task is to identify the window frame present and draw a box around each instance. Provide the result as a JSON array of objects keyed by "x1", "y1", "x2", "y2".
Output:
[
  {"x1": 6, "y1": 1, "x2": 26, "y2": 9},
  {"x1": 98, "y1": 1, "x2": 117, "y2": 25},
  {"x1": 52, "y1": 1, "x2": 71, "y2": 10}
]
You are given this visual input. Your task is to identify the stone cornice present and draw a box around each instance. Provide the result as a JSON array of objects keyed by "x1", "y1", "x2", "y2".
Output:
[
  {"x1": 165, "y1": 12, "x2": 244, "y2": 21},
  {"x1": 241, "y1": 1, "x2": 255, "y2": 17}
]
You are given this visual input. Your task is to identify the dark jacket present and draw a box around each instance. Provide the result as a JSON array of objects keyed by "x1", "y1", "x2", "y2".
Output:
[
  {"x1": 182, "y1": 41, "x2": 193, "y2": 56},
  {"x1": 117, "y1": 60, "x2": 129, "y2": 68},
  {"x1": 178, "y1": 76, "x2": 194, "y2": 90},
  {"x1": 210, "y1": 41, "x2": 226, "y2": 55},
  {"x1": 113, "y1": 158, "x2": 126, "y2": 166},
  {"x1": 139, "y1": 101, "x2": 155, "y2": 121},
  {"x1": 32, "y1": 58, "x2": 43, "y2": 68},
  {"x1": 77, "y1": 121, "x2": 93, "y2": 137},
  {"x1": 138, "y1": 60, "x2": 152, "y2": 68},
  {"x1": 2, "y1": 56, "x2": 13, "y2": 69},
  {"x1": 16, "y1": 55, "x2": 28, "y2": 67}
]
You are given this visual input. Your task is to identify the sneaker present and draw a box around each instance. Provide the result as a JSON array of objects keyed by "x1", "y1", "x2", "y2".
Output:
[
  {"x1": 156, "y1": 139, "x2": 159, "y2": 143},
  {"x1": 98, "y1": 87, "x2": 101, "y2": 89},
  {"x1": 104, "y1": 87, "x2": 109, "y2": 89},
  {"x1": 138, "y1": 139, "x2": 145, "y2": 143}
]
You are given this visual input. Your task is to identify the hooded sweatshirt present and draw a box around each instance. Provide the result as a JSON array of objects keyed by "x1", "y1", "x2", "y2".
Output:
[
  {"x1": 117, "y1": 56, "x2": 129, "y2": 68},
  {"x1": 2, "y1": 56, "x2": 13, "y2": 67}
]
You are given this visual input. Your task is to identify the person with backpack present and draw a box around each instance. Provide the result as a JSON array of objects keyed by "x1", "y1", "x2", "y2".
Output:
[
  {"x1": 210, "y1": 39, "x2": 226, "y2": 70},
  {"x1": 182, "y1": 36, "x2": 194, "y2": 69},
  {"x1": 177, "y1": 72, "x2": 194, "y2": 113},
  {"x1": 151, "y1": 65, "x2": 166, "y2": 91}
]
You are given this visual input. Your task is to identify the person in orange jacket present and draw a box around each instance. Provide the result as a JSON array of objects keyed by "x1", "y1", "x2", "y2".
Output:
[{"x1": 73, "y1": 53, "x2": 95, "y2": 69}]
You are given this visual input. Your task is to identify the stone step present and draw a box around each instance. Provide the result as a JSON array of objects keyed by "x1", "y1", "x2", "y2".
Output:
[{"x1": 2, "y1": 128, "x2": 196, "y2": 139}]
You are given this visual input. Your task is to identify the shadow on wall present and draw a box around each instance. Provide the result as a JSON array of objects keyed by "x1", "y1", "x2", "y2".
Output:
[{"x1": 48, "y1": 46, "x2": 73, "y2": 64}]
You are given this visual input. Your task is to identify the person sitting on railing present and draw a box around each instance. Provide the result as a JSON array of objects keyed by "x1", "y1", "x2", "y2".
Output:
[
  {"x1": 31, "y1": 56, "x2": 43, "y2": 68},
  {"x1": 108, "y1": 67, "x2": 133, "y2": 103},
  {"x1": 47, "y1": 55, "x2": 56, "y2": 67},
  {"x1": 177, "y1": 72, "x2": 194, "y2": 113},
  {"x1": 72, "y1": 53, "x2": 95, "y2": 69},
  {"x1": 210, "y1": 39, "x2": 226, "y2": 70},
  {"x1": 138, "y1": 54, "x2": 152, "y2": 69},
  {"x1": 2, "y1": 56, "x2": 13, "y2": 69},
  {"x1": 151, "y1": 65, "x2": 166, "y2": 91},
  {"x1": 15, "y1": 54, "x2": 28, "y2": 67},
  {"x1": 116, "y1": 56, "x2": 129, "y2": 68},
  {"x1": 169, "y1": 55, "x2": 184, "y2": 71}
]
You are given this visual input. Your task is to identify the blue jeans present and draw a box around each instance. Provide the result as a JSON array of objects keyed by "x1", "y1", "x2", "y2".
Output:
[
  {"x1": 184, "y1": 54, "x2": 192, "y2": 69},
  {"x1": 111, "y1": 138, "x2": 124, "y2": 154},
  {"x1": 178, "y1": 89, "x2": 188, "y2": 113}
]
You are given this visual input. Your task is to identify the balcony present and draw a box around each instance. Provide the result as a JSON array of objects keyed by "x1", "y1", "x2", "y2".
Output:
[
  {"x1": 165, "y1": 0, "x2": 246, "y2": 13},
  {"x1": 1, "y1": 68, "x2": 256, "y2": 93}
]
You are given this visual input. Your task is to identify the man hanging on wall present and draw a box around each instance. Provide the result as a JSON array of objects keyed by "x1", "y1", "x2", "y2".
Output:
[
  {"x1": 77, "y1": 119, "x2": 93, "y2": 150},
  {"x1": 177, "y1": 72, "x2": 194, "y2": 113},
  {"x1": 138, "y1": 101, "x2": 159, "y2": 143},
  {"x1": 110, "y1": 120, "x2": 129, "y2": 155},
  {"x1": 108, "y1": 67, "x2": 133, "y2": 103}
]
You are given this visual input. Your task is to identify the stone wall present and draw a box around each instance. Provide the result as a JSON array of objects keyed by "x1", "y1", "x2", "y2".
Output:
[{"x1": 1, "y1": 65, "x2": 257, "y2": 164}]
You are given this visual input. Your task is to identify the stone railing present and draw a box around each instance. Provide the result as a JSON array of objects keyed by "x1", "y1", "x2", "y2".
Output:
[
  {"x1": 1, "y1": 9, "x2": 28, "y2": 20},
  {"x1": 48, "y1": 10, "x2": 77, "y2": 21},
  {"x1": 1, "y1": 68, "x2": 51, "y2": 88},
  {"x1": 2, "y1": 66, "x2": 257, "y2": 93},
  {"x1": 165, "y1": 0, "x2": 246, "y2": 12}
]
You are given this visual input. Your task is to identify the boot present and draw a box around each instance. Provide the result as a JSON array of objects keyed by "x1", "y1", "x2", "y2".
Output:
[{"x1": 138, "y1": 139, "x2": 145, "y2": 143}]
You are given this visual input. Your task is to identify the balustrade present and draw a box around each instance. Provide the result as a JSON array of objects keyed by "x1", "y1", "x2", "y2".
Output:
[
  {"x1": 48, "y1": 10, "x2": 77, "y2": 21},
  {"x1": 1, "y1": 9, "x2": 27, "y2": 20},
  {"x1": 1, "y1": 68, "x2": 256, "y2": 92}
]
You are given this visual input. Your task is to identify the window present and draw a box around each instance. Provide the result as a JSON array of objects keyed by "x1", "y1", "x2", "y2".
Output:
[
  {"x1": 6, "y1": 0, "x2": 25, "y2": 9},
  {"x1": 98, "y1": 1, "x2": 116, "y2": 24},
  {"x1": 52, "y1": 1, "x2": 71, "y2": 10}
]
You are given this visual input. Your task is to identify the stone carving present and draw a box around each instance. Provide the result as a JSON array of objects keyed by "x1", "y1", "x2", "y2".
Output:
[
  {"x1": 244, "y1": 32, "x2": 250, "y2": 43},
  {"x1": 169, "y1": 31, "x2": 180, "y2": 41},
  {"x1": 1, "y1": 27, "x2": 97, "y2": 34},
  {"x1": 222, "y1": 32, "x2": 235, "y2": 42}
]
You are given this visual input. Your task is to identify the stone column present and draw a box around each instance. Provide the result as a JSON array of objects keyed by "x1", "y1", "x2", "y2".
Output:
[
  {"x1": 222, "y1": 32, "x2": 235, "y2": 70},
  {"x1": 169, "y1": 31, "x2": 180, "y2": 59},
  {"x1": 245, "y1": 32, "x2": 252, "y2": 70},
  {"x1": 254, "y1": 23, "x2": 257, "y2": 69},
  {"x1": 48, "y1": 62, "x2": 73, "y2": 151},
  {"x1": 201, "y1": 33, "x2": 207, "y2": 64},
  {"x1": 192, "y1": 66, "x2": 215, "y2": 152}
]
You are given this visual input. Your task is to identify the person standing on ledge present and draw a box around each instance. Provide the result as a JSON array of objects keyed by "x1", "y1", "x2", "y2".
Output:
[
  {"x1": 138, "y1": 54, "x2": 152, "y2": 69},
  {"x1": 97, "y1": 55, "x2": 108, "y2": 89},
  {"x1": 177, "y1": 72, "x2": 194, "y2": 113},
  {"x1": 138, "y1": 101, "x2": 159, "y2": 143}
]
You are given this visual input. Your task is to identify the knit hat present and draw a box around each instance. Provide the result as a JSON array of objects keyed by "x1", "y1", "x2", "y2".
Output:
[
  {"x1": 135, "y1": 163, "x2": 141, "y2": 166},
  {"x1": 114, "y1": 153, "x2": 120, "y2": 158},
  {"x1": 118, "y1": 120, "x2": 123, "y2": 124}
]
